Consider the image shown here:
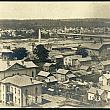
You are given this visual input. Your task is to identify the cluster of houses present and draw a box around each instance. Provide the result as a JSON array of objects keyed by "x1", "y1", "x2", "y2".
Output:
[{"x1": 1, "y1": 37, "x2": 110, "y2": 107}]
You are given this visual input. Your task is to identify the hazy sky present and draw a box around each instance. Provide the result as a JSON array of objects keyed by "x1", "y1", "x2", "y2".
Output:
[{"x1": 0, "y1": 2, "x2": 110, "y2": 19}]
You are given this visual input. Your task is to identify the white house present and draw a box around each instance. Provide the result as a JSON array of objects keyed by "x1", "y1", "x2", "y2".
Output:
[
  {"x1": 99, "y1": 74, "x2": 110, "y2": 86},
  {"x1": 0, "y1": 74, "x2": 43, "y2": 107},
  {"x1": 0, "y1": 60, "x2": 38, "y2": 81},
  {"x1": 87, "y1": 87, "x2": 106, "y2": 101},
  {"x1": 101, "y1": 85, "x2": 110, "y2": 100},
  {"x1": 56, "y1": 69, "x2": 73, "y2": 82},
  {"x1": 63, "y1": 55, "x2": 82, "y2": 69},
  {"x1": 100, "y1": 60, "x2": 110, "y2": 71}
]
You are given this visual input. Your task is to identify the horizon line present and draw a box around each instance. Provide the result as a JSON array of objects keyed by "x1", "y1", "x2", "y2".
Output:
[{"x1": 0, "y1": 18, "x2": 110, "y2": 20}]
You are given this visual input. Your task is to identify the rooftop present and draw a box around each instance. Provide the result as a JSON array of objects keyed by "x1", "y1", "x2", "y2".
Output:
[
  {"x1": 38, "y1": 71, "x2": 51, "y2": 77},
  {"x1": 81, "y1": 42, "x2": 110, "y2": 50},
  {"x1": 103, "y1": 74, "x2": 110, "y2": 79},
  {"x1": 101, "y1": 60, "x2": 110, "y2": 66},
  {"x1": 80, "y1": 65, "x2": 90, "y2": 70},
  {"x1": 44, "y1": 76, "x2": 57, "y2": 83},
  {"x1": 64, "y1": 55, "x2": 82, "y2": 60},
  {"x1": 54, "y1": 55, "x2": 63, "y2": 59},
  {"x1": 0, "y1": 60, "x2": 37, "y2": 72},
  {"x1": 78, "y1": 57, "x2": 92, "y2": 62},
  {"x1": 1, "y1": 74, "x2": 42, "y2": 87},
  {"x1": 87, "y1": 87, "x2": 104, "y2": 95},
  {"x1": 43, "y1": 63, "x2": 56, "y2": 67},
  {"x1": 57, "y1": 69, "x2": 70, "y2": 75}
]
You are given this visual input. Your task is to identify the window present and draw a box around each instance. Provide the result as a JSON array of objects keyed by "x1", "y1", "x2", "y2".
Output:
[
  {"x1": 35, "y1": 87, "x2": 38, "y2": 94},
  {"x1": 35, "y1": 96, "x2": 37, "y2": 102},
  {"x1": 3, "y1": 94, "x2": 4, "y2": 100},
  {"x1": 26, "y1": 98, "x2": 28, "y2": 105},
  {"x1": 18, "y1": 98, "x2": 20, "y2": 104},
  {"x1": 3, "y1": 85, "x2": 4, "y2": 92},
  {"x1": 25, "y1": 89, "x2": 28, "y2": 95},
  {"x1": 15, "y1": 88, "x2": 16, "y2": 94},
  {"x1": 15, "y1": 97, "x2": 16, "y2": 103},
  {"x1": 11, "y1": 87, "x2": 13, "y2": 92},
  {"x1": 18, "y1": 90, "x2": 20, "y2": 95},
  {"x1": 6, "y1": 86, "x2": 9, "y2": 92},
  {"x1": 32, "y1": 71, "x2": 34, "y2": 77}
]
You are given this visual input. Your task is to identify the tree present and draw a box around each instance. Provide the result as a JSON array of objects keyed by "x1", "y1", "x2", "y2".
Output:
[
  {"x1": 33, "y1": 44, "x2": 49, "y2": 62},
  {"x1": 12, "y1": 48, "x2": 28, "y2": 60},
  {"x1": 75, "y1": 48, "x2": 88, "y2": 58}
]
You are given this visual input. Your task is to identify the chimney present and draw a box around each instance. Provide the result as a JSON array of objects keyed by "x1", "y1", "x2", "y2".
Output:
[{"x1": 38, "y1": 29, "x2": 41, "y2": 43}]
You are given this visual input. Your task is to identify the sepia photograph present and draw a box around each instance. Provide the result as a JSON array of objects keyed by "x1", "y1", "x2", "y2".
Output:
[{"x1": 0, "y1": 1, "x2": 110, "y2": 108}]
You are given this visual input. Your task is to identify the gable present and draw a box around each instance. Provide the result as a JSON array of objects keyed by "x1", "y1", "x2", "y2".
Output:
[{"x1": 7, "y1": 63, "x2": 25, "y2": 71}]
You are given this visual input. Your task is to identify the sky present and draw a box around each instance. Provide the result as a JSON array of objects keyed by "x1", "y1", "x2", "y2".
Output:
[{"x1": 0, "y1": 2, "x2": 110, "y2": 19}]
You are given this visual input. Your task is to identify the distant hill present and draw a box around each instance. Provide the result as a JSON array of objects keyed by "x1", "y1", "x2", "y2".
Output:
[{"x1": 0, "y1": 18, "x2": 110, "y2": 29}]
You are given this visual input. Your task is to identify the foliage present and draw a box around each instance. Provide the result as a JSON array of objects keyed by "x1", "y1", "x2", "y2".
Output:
[
  {"x1": 12, "y1": 48, "x2": 28, "y2": 60},
  {"x1": 75, "y1": 48, "x2": 88, "y2": 58},
  {"x1": 33, "y1": 44, "x2": 49, "y2": 62}
]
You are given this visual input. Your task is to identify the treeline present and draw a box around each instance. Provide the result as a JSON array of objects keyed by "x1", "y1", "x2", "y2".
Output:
[{"x1": 0, "y1": 18, "x2": 110, "y2": 30}]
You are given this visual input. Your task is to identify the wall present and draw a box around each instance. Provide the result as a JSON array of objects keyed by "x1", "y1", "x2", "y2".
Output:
[
  {"x1": 88, "y1": 93, "x2": 95, "y2": 100},
  {"x1": 0, "y1": 68, "x2": 37, "y2": 81},
  {"x1": 56, "y1": 73, "x2": 66, "y2": 81},
  {"x1": 102, "y1": 76, "x2": 107, "y2": 86},
  {"x1": 21, "y1": 84, "x2": 42, "y2": 107},
  {"x1": 1, "y1": 83, "x2": 22, "y2": 107}
]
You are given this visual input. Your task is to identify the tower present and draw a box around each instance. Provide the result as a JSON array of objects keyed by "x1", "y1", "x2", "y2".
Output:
[{"x1": 38, "y1": 29, "x2": 41, "y2": 43}]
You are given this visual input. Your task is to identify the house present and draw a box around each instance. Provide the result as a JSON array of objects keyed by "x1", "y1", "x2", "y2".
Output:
[
  {"x1": 99, "y1": 60, "x2": 110, "y2": 71},
  {"x1": 81, "y1": 42, "x2": 110, "y2": 58},
  {"x1": 72, "y1": 70, "x2": 88, "y2": 80},
  {"x1": 100, "y1": 85, "x2": 110, "y2": 101},
  {"x1": 0, "y1": 60, "x2": 38, "y2": 81},
  {"x1": 80, "y1": 65, "x2": 91, "y2": 72},
  {"x1": 78, "y1": 57, "x2": 92, "y2": 66},
  {"x1": 56, "y1": 69, "x2": 73, "y2": 82},
  {"x1": 0, "y1": 74, "x2": 43, "y2": 107},
  {"x1": 87, "y1": 87, "x2": 107, "y2": 102},
  {"x1": 63, "y1": 55, "x2": 82, "y2": 70},
  {"x1": 37, "y1": 71, "x2": 57, "y2": 86},
  {"x1": 0, "y1": 48, "x2": 13, "y2": 60},
  {"x1": 44, "y1": 76, "x2": 58, "y2": 87},
  {"x1": 43, "y1": 63, "x2": 56, "y2": 73},
  {"x1": 52, "y1": 55, "x2": 64, "y2": 68},
  {"x1": 99, "y1": 74, "x2": 110, "y2": 86}
]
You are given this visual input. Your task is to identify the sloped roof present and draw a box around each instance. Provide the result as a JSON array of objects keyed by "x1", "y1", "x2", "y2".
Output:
[
  {"x1": 0, "y1": 49, "x2": 13, "y2": 53},
  {"x1": 66, "y1": 74, "x2": 76, "y2": 78},
  {"x1": 54, "y1": 55, "x2": 63, "y2": 59},
  {"x1": 87, "y1": 87, "x2": 104, "y2": 95},
  {"x1": 78, "y1": 57, "x2": 92, "y2": 62},
  {"x1": 38, "y1": 71, "x2": 50, "y2": 77},
  {"x1": 43, "y1": 63, "x2": 56, "y2": 67},
  {"x1": 0, "y1": 60, "x2": 38, "y2": 72},
  {"x1": 80, "y1": 65, "x2": 90, "y2": 70},
  {"x1": 1, "y1": 74, "x2": 42, "y2": 87},
  {"x1": 82, "y1": 43, "x2": 103, "y2": 50},
  {"x1": 64, "y1": 55, "x2": 82, "y2": 60},
  {"x1": 101, "y1": 60, "x2": 110, "y2": 66},
  {"x1": 103, "y1": 74, "x2": 110, "y2": 80},
  {"x1": 44, "y1": 76, "x2": 57, "y2": 83},
  {"x1": 73, "y1": 70, "x2": 88, "y2": 76},
  {"x1": 57, "y1": 69, "x2": 70, "y2": 75}
]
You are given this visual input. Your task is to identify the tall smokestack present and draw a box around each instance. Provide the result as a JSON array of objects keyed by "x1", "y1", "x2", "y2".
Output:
[{"x1": 38, "y1": 29, "x2": 41, "y2": 43}]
